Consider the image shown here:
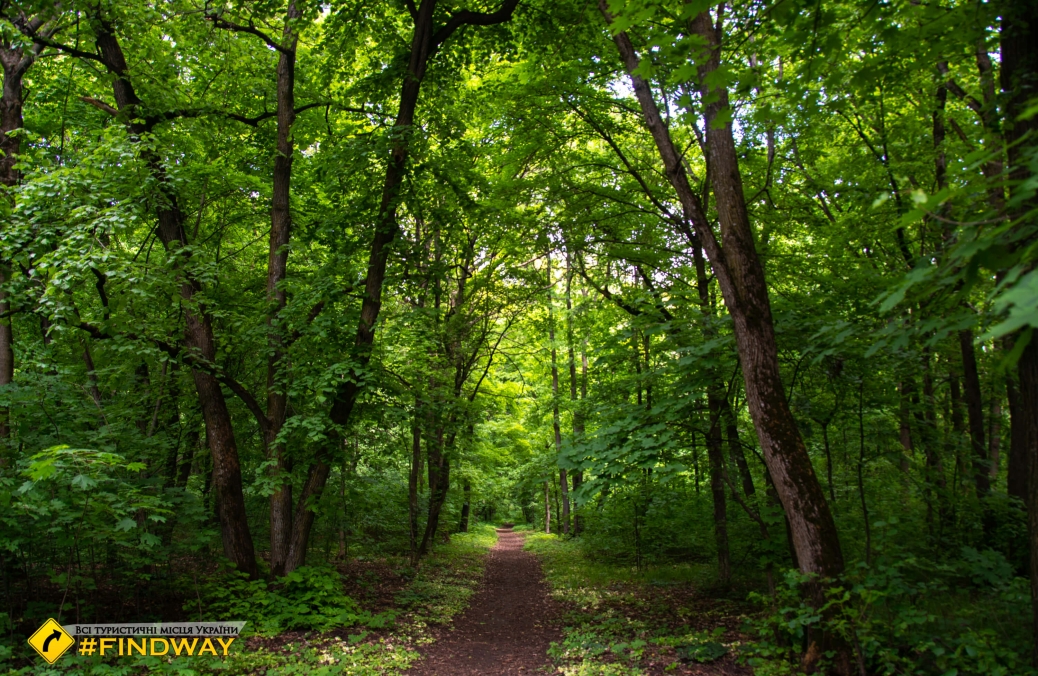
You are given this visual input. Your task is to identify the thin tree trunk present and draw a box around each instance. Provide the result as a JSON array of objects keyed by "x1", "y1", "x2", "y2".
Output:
[
  {"x1": 417, "y1": 427, "x2": 450, "y2": 557},
  {"x1": 959, "y1": 330, "x2": 989, "y2": 497},
  {"x1": 708, "y1": 394, "x2": 730, "y2": 584},
  {"x1": 459, "y1": 480, "x2": 471, "y2": 532},
  {"x1": 82, "y1": 341, "x2": 103, "y2": 411},
  {"x1": 989, "y1": 395, "x2": 1002, "y2": 480},
  {"x1": 899, "y1": 380, "x2": 913, "y2": 475},
  {"x1": 409, "y1": 398, "x2": 422, "y2": 566},
  {"x1": 949, "y1": 371, "x2": 967, "y2": 492},
  {"x1": 690, "y1": 229, "x2": 731, "y2": 584},
  {"x1": 822, "y1": 421, "x2": 835, "y2": 505},
  {"x1": 547, "y1": 254, "x2": 569, "y2": 534},
  {"x1": 1007, "y1": 362, "x2": 1028, "y2": 502},
  {"x1": 919, "y1": 352, "x2": 949, "y2": 532},
  {"x1": 567, "y1": 255, "x2": 585, "y2": 535},
  {"x1": 725, "y1": 397, "x2": 755, "y2": 498},
  {"x1": 858, "y1": 381, "x2": 871, "y2": 565},
  {"x1": 1021, "y1": 338, "x2": 1038, "y2": 668},
  {"x1": 544, "y1": 480, "x2": 551, "y2": 534}
]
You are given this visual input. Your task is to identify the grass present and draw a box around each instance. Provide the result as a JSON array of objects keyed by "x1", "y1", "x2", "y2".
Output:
[
  {"x1": 6, "y1": 525, "x2": 498, "y2": 676},
  {"x1": 525, "y1": 533, "x2": 752, "y2": 676}
]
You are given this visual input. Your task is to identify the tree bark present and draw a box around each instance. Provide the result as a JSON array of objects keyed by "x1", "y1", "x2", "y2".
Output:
[
  {"x1": 1021, "y1": 338, "x2": 1038, "y2": 668},
  {"x1": 899, "y1": 380, "x2": 913, "y2": 475},
  {"x1": 999, "y1": 0, "x2": 1038, "y2": 664}
]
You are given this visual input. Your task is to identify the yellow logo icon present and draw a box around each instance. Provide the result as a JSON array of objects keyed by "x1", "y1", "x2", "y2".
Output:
[{"x1": 28, "y1": 618, "x2": 75, "y2": 664}]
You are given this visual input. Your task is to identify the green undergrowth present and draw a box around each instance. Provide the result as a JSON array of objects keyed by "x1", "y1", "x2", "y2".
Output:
[
  {"x1": 7, "y1": 525, "x2": 497, "y2": 676},
  {"x1": 525, "y1": 533, "x2": 747, "y2": 676}
]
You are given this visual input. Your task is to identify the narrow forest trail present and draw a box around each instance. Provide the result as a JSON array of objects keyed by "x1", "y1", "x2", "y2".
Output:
[{"x1": 406, "y1": 528, "x2": 560, "y2": 675}]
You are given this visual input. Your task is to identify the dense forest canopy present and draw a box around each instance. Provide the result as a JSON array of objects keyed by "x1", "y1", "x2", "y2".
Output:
[{"x1": 0, "y1": 0, "x2": 1036, "y2": 673}]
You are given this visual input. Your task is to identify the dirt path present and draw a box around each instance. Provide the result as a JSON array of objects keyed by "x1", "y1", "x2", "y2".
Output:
[{"x1": 406, "y1": 528, "x2": 559, "y2": 675}]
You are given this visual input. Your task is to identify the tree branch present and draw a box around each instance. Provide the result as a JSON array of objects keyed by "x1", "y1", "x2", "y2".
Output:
[
  {"x1": 431, "y1": 0, "x2": 520, "y2": 48},
  {"x1": 206, "y1": 13, "x2": 291, "y2": 54},
  {"x1": 28, "y1": 34, "x2": 105, "y2": 65}
]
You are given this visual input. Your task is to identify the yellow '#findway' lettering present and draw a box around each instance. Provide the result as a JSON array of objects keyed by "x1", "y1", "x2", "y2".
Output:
[{"x1": 80, "y1": 637, "x2": 236, "y2": 657}]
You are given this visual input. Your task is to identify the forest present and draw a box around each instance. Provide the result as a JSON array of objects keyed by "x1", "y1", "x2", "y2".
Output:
[{"x1": 0, "y1": 0, "x2": 1036, "y2": 673}]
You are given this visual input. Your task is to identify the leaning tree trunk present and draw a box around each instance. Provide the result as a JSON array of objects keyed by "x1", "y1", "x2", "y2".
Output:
[
  {"x1": 599, "y1": 3, "x2": 847, "y2": 670},
  {"x1": 90, "y1": 16, "x2": 258, "y2": 577}
]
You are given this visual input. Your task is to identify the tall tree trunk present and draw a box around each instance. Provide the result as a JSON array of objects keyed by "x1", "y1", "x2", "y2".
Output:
[
  {"x1": 1021, "y1": 339, "x2": 1038, "y2": 668},
  {"x1": 0, "y1": 22, "x2": 46, "y2": 444},
  {"x1": 597, "y1": 4, "x2": 846, "y2": 668},
  {"x1": 285, "y1": 0, "x2": 518, "y2": 573},
  {"x1": 566, "y1": 254, "x2": 585, "y2": 535},
  {"x1": 548, "y1": 254, "x2": 569, "y2": 534},
  {"x1": 90, "y1": 16, "x2": 257, "y2": 577},
  {"x1": 918, "y1": 352, "x2": 949, "y2": 533},
  {"x1": 999, "y1": 0, "x2": 1038, "y2": 664},
  {"x1": 265, "y1": 0, "x2": 300, "y2": 578},
  {"x1": 949, "y1": 371, "x2": 967, "y2": 491}
]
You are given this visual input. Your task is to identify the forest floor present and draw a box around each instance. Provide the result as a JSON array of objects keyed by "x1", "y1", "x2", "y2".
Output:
[
  {"x1": 7, "y1": 525, "x2": 758, "y2": 675},
  {"x1": 525, "y1": 532, "x2": 754, "y2": 675}
]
